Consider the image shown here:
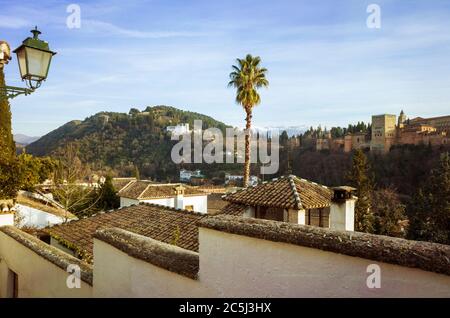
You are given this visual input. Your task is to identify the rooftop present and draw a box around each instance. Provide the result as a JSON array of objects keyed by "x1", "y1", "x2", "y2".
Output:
[
  {"x1": 118, "y1": 180, "x2": 207, "y2": 200},
  {"x1": 223, "y1": 175, "x2": 333, "y2": 210},
  {"x1": 112, "y1": 177, "x2": 136, "y2": 192},
  {"x1": 42, "y1": 203, "x2": 207, "y2": 263}
]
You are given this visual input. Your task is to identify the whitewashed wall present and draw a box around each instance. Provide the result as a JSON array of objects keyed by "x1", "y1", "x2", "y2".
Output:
[
  {"x1": 15, "y1": 204, "x2": 65, "y2": 229},
  {"x1": 141, "y1": 198, "x2": 175, "y2": 208},
  {"x1": 119, "y1": 197, "x2": 140, "y2": 208},
  {"x1": 0, "y1": 213, "x2": 14, "y2": 227},
  {"x1": 182, "y1": 196, "x2": 207, "y2": 214},
  {"x1": 92, "y1": 239, "x2": 204, "y2": 297},
  {"x1": 0, "y1": 230, "x2": 92, "y2": 298},
  {"x1": 198, "y1": 228, "x2": 450, "y2": 298},
  {"x1": 2, "y1": 222, "x2": 449, "y2": 298}
]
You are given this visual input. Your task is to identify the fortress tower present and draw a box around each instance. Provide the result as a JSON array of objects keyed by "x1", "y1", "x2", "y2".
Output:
[
  {"x1": 370, "y1": 114, "x2": 397, "y2": 153},
  {"x1": 398, "y1": 110, "x2": 407, "y2": 128}
]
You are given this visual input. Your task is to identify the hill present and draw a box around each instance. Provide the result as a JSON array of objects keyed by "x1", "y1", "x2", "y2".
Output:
[
  {"x1": 26, "y1": 105, "x2": 234, "y2": 180},
  {"x1": 14, "y1": 134, "x2": 40, "y2": 145}
]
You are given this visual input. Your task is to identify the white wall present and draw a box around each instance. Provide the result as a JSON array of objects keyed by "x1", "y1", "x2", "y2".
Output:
[
  {"x1": 120, "y1": 197, "x2": 140, "y2": 208},
  {"x1": 297, "y1": 209, "x2": 305, "y2": 225},
  {"x1": 0, "y1": 230, "x2": 92, "y2": 298},
  {"x1": 0, "y1": 213, "x2": 14, "y2": 227},
  {"x1": 182, "y1": 196, "x2": 207, "y2": 214},
  {"x1": 2, "y1": 220, "x2": 450, "y2": 298},
  {"x1": 330, "y1": 199, "x2": 356, "y2": 231},
  {"x1": 141, "y1": 198, "x2": 174, "y2": 208},
  {"x1": 92, "y1": 239, "x2": 204, "y2": 297},
  {"x1": 198, "y1": 228, "x2": 450, "y2": 298},
  {"x1": 15, "y1": 204, "x2": 65, "y2": 229}
]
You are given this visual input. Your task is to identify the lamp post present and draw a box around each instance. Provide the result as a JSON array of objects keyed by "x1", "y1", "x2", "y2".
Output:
[
  {"x1": 0, "y1": 27, "x2": 56, "y2": 202},
  {"x1": 0, "y1": 26, "x2": 56, "y2": 99}
]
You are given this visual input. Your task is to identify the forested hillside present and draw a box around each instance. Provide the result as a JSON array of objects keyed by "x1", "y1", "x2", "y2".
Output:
[{"x1": 26, "y1": 105, "x2": 233, "y2": 180}]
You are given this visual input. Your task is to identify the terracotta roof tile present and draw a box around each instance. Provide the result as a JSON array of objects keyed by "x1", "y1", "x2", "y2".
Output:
[
  {"x1": 223, "y1": 175, "x2": 332, "y2": 210},
  {"x1": 112, "y1": 178, "x2": 136, "y2": 192},
  {"x1": 118, "y1": 181, "x2": 206, "y2": 200},
  {"x1": 216, "y1": 203, "x2": 248, "y2": 216},
  {"x1": 43, "y1": 203, "x2": 207, "y2": 263}
]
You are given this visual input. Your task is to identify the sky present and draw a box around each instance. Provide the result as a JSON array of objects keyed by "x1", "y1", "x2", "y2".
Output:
[{"x1": 1, "y1": 0, "x2": 450, "y2": 137}]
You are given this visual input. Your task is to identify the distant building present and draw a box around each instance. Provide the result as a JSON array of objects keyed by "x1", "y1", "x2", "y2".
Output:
[
  {"x1": 339, "y1": 110, "x2": 449, "y2": 154},
  {"x1": 166, "y1": 123, "x2": 190, "y2": 135},
  {"x1": 224, "y1": 174, "x2": 258, "y2": 187},
  {"x1": 410, "y1": 115, "x2": 450, "y2": 134},
  {"x1": 370, "y1": 114, "x2": 397, "y2": 153},
  {"x1": 343, "y1": 131, "x2": 370, "y2": 153},
  {"x1": 117, "y1": 180, "x2": 209, "y2": 213},
  {"x1": 179, "y1": 169, "x2": 203, "y2": 183}
]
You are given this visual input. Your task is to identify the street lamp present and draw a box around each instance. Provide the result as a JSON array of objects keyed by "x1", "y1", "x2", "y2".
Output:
[{"x1": 0, "y1": 26, "x2": 56, "y2": 99}]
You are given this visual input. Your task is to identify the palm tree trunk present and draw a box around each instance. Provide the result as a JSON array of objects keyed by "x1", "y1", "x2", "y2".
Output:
[{"x1": 244, "y1": 109, "x2": 252, "y2": 187}]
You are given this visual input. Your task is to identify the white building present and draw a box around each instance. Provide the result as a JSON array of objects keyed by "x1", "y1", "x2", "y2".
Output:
[
  {"x1": 225, "y1": 174, "x2": 259, "y2": 186},
  {"x1": 118, "y1": 180, "x2": 209, "y2": 213},
  {"x1": 221, "y1": 175, "x2": 356, "y2": 232},
  {"x1": 0, "y1": 195, "x2": 76, "y2": 229},
  {"x1": 166, "y1": 123, "x2": 190, "y2": 135},
  {"x1": 180, "y1": 169, "x2": 203, "y2": 183}
]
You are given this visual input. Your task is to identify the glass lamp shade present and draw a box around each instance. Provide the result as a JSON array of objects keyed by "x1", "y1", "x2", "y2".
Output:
[
  {"x1": 16, "y1": 46, "x2": 53, "y2": 81},
  {"x1": 13, "y1": 27, "x2": 56, "y2": 89}
]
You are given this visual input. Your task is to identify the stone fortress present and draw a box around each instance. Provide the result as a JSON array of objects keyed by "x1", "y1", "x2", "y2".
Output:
[{"x1": 316, "y1": 111, "x2": 450, "y2": 153}]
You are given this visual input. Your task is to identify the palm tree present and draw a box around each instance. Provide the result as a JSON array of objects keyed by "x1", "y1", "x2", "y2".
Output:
[{"x1": 228, "y1": 54, "x2": 269, "y2": 186}]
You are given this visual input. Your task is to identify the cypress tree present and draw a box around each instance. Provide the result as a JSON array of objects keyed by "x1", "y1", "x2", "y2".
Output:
[
  {"x1": 97, "y1": 176, "x2": 120, "y2": 210},
  {"x1": 347, "y1": 149, "x2": 375, "y2": 233}
]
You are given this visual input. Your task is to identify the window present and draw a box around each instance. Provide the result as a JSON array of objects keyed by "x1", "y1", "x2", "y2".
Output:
[
  {"x1": 184, "y1": 205, "x2": 194, "y2": 211},
  {"x1": 306, "y1": 209, "x2": 329, "y2": 228}
]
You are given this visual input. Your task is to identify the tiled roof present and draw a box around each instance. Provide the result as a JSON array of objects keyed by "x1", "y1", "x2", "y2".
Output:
[
  {"x1": 223, "y1": 175, "x2": 333, "y2": 210},
  {"x1": 118, "y1": 181, "x2": 206, "y2": 200},
  {"x1": 207, "y1": 193, "x2": 230, "y2": 215},
  {"x1": 112, "y1": 178, "x2": 136, "y2": 192},
  {"x1": 43, "y1": 203, "x2": 207, "y2": 263},
  {"x1": 215, "y1": 203, "x2": 248, "y2": 216}
]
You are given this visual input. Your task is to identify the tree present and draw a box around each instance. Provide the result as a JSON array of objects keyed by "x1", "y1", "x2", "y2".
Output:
[
  {"x1": 372, "y1": 188, "x2": 407, "y2": 237},
  {"x1": 347, "y1": 149, "x2": 375, "y2": 233},
  {"x1": 96, "y1": 175, "x2": 120, "y2": 210},
  {"x1": 134, "y1": 165, "x2": 141, "y2": 180},
  {"x1": 0, "y1": 68, "x2": 15, "y2": 158},
  {"x1": 17, "y1": 153, "x2": 58, "y2": 191},
  {"x1": 407, "y1": 152, "x2": 450, "y2": 244},
  {"x1": 229, "y1": 54, "x2": 269, "y2": 186},
  {"x1": 51, "y1": 144, "x2": 101, "y2": 219},
  {"x1": 0, "y1": 158, "x2": 21, "y2": 199},
  {"x1": 0, "y1": 64, "x2": 20, "y2": 199}
]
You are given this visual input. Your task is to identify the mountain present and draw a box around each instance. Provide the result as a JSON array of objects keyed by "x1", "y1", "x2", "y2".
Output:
[
  {"x1": 14, "y1": 134, "x2": 40, "y2": 145},
  {"x1": 26, "y1": 105, "x2": 233, "y2": 180}
]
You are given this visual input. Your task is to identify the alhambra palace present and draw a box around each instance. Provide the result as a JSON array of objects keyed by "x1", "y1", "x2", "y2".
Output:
[{"x1": 315, "y1": 111, "x2": 450, "y2": 153}]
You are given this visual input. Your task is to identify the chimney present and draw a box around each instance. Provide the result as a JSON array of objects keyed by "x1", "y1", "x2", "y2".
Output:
[
  {"x1": 174, "y1": 185, "x2": 185, "y2": 209},
  {"x1": 329, "y1": 186, "x2": 357, "y2": 231}
]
